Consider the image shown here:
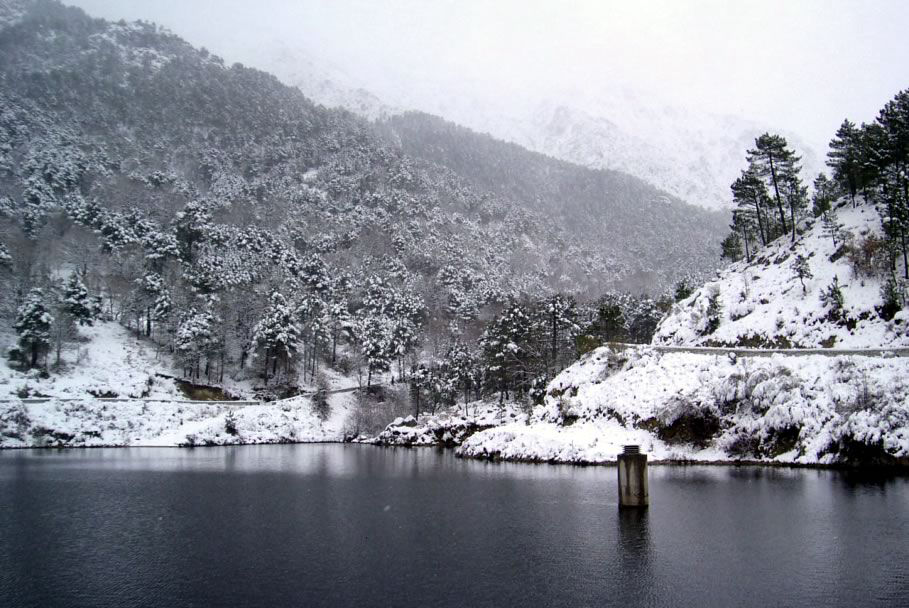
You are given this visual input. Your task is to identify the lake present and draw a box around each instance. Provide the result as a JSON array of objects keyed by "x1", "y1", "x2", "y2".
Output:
[{"x1": 1, "y1": 445, "x2": 907, "y2": 607}]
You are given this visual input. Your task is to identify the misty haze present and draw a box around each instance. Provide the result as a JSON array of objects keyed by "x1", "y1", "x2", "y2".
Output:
[{"x1": 1, "y1": 1, "x2": 908, "y2": 606}]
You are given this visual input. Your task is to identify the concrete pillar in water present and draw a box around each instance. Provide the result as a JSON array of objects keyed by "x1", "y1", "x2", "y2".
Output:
[{"x1": 617, "y1": 445, "x2": 648, "y2": 508}]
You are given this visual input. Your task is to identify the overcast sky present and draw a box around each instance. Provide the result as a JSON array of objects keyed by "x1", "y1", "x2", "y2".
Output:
[{"x1": 69, "y1": 0, "x2": 909, "y2": 148}]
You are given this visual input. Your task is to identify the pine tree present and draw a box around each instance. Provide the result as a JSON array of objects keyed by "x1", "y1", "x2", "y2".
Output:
[
  {"x1": 253, "y1": 291, "x2": 301, "y2": 384},
  {"x1": 879, "y1": 274, "x2": 904, "y2": 320},
  {"x1": 747, "y1": 133, "x2": 803, "y2": 240},
  {"x1": 14, "y1": 288, "x2": 53, "y2": 368},
  {"x1": 873, "y1": 91, "x2": 909, "y2": 278},
  {"x1": 720, "y1": 232, "x2": 743, "y2": 263},
  {"x1": 827, "y1": 119, "x2": 862, "y2": 207},
  {"x1": 444, "y1": 341, "x2": 476, "y2": 413},
  {"x1": 730, "y1": 209, "x2": 757, "y2": 262},
  {"x1": 480, "y1": 301, "x2": 535, "y2": 402},
  {"x1": 821, "y1": 210, "x2": 845, "y2": 249},
  {"x1": 591, "y1": 295, "x2": 627, "y2": 342},
  {"x1": 791, "y1": 254, "x2": 813, "y2": 294},
  {"x1": 409, "y1": 364, "x2": 431, "y2": 419},
  {"x1": 811, "y1": 173, "x2": 838, "y2": 217},
  {"x1": 783, "y1": 171, "x2": 809, "y2": 241},
  {"x1": 820, "y1": 276, "x2": 846, "y2": 322},
  {"x1": 731, "y1": 169, "x2": 772, "y2": 245},
  {"x1": 673, "y1": 279, "x2": 694, "y2": 302},
  {"x1": 540, "y1": 294, "x2": 579, "y2": 372},
  {"x1": 355, "y1": 314, "x2": 393, "y2": 388},
  {"x1": 628, "y1": 297, "x2": 664, "y2": 343},
  {"x1": 175, "y1": 308, "x2": 217, "y2": 380},
  {"x1": 61, "y1": 273, "x2": 99, "y2": 326}
]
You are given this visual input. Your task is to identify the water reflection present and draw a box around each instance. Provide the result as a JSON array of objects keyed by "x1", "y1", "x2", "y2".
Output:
[{"x1": 1, "y1": 447, "x2": 908, "y2": 608}]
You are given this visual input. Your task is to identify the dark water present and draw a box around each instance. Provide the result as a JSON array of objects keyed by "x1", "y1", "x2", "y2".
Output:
[{"x1": 1, "y1": 446, "x2": 907, "y2": 608}]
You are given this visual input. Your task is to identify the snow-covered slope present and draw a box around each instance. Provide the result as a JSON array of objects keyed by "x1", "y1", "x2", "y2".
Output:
[
  {"x1": 0, "y1": 322, "x2": 352, "y2": 448},
  {"x1": 0, "y1": 322, "x2": 181, "y2": 400},
  {"x1": 654, "y1": 203, "x2": 908, "y2": 349},
  {"x1": 457, "y1": 345, "x2": 909, "y2": 466},
  {"x1": 257, "y1": 48, "x2": 820, "y2": 211}
]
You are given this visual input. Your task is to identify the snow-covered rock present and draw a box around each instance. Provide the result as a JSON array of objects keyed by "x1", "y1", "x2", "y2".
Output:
[{"x1": 372, "y1": 403, "x2": 526, "y2": 447}]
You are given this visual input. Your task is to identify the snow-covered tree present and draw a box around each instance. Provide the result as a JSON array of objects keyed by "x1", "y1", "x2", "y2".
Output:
[
  {"x1": 175, "y1": 307, "x2": 218, "y2": 380},
  {"x1": 820, "y1": 276, "x2": 846, "y2": 322},
  {"x1": 14, "y1": 288, "x2": 53, "y2": 368},
  {"x1": 354, "y1": 314, "x2": 393, "y2": 388},
  {"x1": 812, "y1": 173, "x2": 838, "y2": 217},
  {"x1": 61, "y1": 273, "x2": 100, "y2": 326},
  {"x1": 444, "y1": 341, "x2": 476, "y2": 413},
  {"x1": 253, "y1": 291, "x2": 301, "y2": 384},
  {"x1": 747, "y1": 133, "x2": 803, "y2": 241},
  {"x1": 539, "y1": 294, "x2": 579, "y2": 372},
  {"x1": 827, "y1": 119, "x2": 862, "y2": 208},
  {"x1": 792, "y1": 254, "x2": 813, "y2": 294}
]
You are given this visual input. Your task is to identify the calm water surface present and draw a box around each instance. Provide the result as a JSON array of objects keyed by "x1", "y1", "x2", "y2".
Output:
[{"x1": 1, "y1": 445, "x2": 907, "y2": 607}]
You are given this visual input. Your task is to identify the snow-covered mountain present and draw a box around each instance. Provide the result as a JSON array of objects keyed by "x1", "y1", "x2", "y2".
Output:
[{"x1": 256, "y1": 48, "x2": 822, "y2": 211}]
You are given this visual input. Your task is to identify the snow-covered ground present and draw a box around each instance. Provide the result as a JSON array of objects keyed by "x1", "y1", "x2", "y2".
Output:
[
  {"x1": 0, "y1": 321, "x2": 355, "y2": 448},
  {"x1": 458, "y1": 346, "x2": 909, "y2": 466},
  {"x1": 654, "y1": 203, "x2": 908, "y2": 349},
  {"x1": 0, "y1": 396, "x2": 350, "y2": 448},
  {"x1": 0, "y1": 322, "x2": 182, "y2": 400}
]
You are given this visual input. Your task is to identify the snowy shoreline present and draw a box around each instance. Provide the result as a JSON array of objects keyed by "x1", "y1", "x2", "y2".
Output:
[{"x1": 4, "y1": 433, "x2": 906, "y2": 472}]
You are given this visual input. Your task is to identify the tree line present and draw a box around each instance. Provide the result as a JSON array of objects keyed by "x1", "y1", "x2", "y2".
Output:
[{"x1": 721, "y1": 87, "x2": 909, "y2": 321}]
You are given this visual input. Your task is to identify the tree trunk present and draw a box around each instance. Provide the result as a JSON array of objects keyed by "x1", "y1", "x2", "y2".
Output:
[
  {"x1": 790, "y1": 197, "x2": 797, "y2": 243},
  {"x1": 263, "y1": 348, "x2": 270, "y2": 385},
  {"x1": 550, "y1": 312, "x2": 557, "y2": 372},
  {"x1": 742, "y1": 225, "x2": 751, "y2": 262},
  {"x1": 768, "y1": 153, "x2": 788, "y2": 236},
  {"x1": 902, "y1": 230, "x2": 909, "y2": 280},
  {"x1": 753, "y1": 194, "x2": 767, "y2": 245}
]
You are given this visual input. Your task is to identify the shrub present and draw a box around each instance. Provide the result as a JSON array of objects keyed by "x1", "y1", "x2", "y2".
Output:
[
  {"x1": 847, "y1": 234, "x2": 887, "y2": 278},
  {"x1": 312, "y1": 372, "x2": 331, "y2": 421},
  {"x1": 224, "y1": 410, "x2": 239, "y2": 435},
  {"x1": 820, "y1": 276, "x2": 846, "y2": 322},
  {"x1": 705, "y1": 291, "x2": 722, "y2": 334},
  {"x1": 878, "y1": 275, "x2": 904, "y2": 321}
]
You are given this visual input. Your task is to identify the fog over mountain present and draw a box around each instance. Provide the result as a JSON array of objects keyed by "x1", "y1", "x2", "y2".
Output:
[
  {"x1": 66, "y1": 0, "x2": 909, "y2": 210},
  {"x1": 262, "y1": 51, "x2": 823, "y2": 211}
]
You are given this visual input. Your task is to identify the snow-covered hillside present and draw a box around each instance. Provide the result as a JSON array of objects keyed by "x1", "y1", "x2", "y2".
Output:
[
  {"x1": 458, "y1": 345, "x2": 909, "y2": 466},
  {"x1": 654, "y1": 203, "x2": 908, "y2": 349},
  {"x1": 458, "y1": 201, "x2": 909, "y2": 468},
  {"x1": 0, "y1": 322, "x2": 353, "y2": 448}
]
